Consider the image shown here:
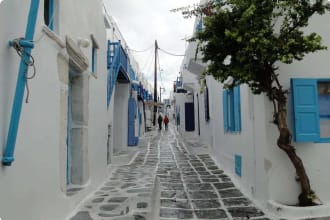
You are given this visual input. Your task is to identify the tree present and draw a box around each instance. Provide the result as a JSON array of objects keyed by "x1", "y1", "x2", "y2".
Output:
[{"x1": 176, "y1": 0, "x2": 330, "y2": 206}]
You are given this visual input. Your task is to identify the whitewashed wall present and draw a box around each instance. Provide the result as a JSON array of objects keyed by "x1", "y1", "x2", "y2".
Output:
[
  {"x1": 105, "y1": 16, "x2": 145, "y2": 154},
  {"x1": 113, "y1": 83, "x2": 130, "y2": 153},
  {"x1": 0, "y1": 0, "x2": 108, "y2": 220},
  {"x1": 263, "y1": 12, "x2": 330, "y2": 204},
  {"x1": 177, "y1": 2, "x2": 330, "y2": 212}
]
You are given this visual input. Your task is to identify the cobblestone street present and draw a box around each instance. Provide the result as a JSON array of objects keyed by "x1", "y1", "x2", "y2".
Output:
[{"x1": 70, "y1": 124, "x2": 269, "y2": 220}]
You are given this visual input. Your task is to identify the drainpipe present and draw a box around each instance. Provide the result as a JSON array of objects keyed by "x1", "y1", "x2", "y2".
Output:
[{"x1": 2, "y1": 0, "x2": 40, "y2": 166}]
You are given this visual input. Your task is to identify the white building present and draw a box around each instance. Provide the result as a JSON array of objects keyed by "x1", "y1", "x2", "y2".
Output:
[
  {"x1": 0, "y1": 1, "x2": 152, "y2": 220},
  {"x1": 174, "y1": 1, "x2": 330, "y2": 218},
  {"x1": 104, "y1": 13, "x2": 153, "y2": 158}
]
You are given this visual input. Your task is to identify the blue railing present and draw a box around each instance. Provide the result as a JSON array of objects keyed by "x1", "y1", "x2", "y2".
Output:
[
  {"x1": 107, "y1": 41, "x2": 139, "y2": 107},
  {"x1": 107, "y1": 41, "x2": 116, "y2": 70},
  {"x1": 138, "y1": 84, "x2": 143, "y2": 98},
  {"x1": 119, "y1": 45, "x2": 129, "y2": 75},
  {"x1": 131, "y1": 81, "x2": 139, "y2": 92},
  {"x1": 128, "y1": 65, "x2": 136, "y2": 81},
  {"x1": 133, "y1": 83, "x2": 153, "y2": 102},
  {"x1": 107, "y1": 41, "x2": 120, "y2": 107}
]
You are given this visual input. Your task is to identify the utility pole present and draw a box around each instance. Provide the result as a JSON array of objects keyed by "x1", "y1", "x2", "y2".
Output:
[{"x1": 153, "y1": 40, "x2": 158, "y2": 126}]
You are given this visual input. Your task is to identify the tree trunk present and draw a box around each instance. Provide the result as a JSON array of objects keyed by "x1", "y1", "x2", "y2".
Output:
[{"x1": 274, "y1": 90, "x2": 317, "y2": 206}]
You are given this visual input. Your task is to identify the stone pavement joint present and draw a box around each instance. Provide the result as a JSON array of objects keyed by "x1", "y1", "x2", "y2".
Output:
[
  {"x1": 157, "y1": 127, "x2": 269, "y2": 220},
  {"x1": 69, "y1": 125, "x2": 270, "y2": 220}
]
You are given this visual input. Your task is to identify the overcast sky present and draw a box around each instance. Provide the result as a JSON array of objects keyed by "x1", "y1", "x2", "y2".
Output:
[{"x1": 104, "y1": 0, "x2": 198, "y2": 99}]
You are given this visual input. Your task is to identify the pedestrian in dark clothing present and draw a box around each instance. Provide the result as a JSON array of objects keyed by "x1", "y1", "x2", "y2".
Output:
[
  {"x1": 164, "y1": 115, "x2": 169, "y2": 130},
  {"x1": 158, "y1": 114, "x2": 163, "y2": 130}
]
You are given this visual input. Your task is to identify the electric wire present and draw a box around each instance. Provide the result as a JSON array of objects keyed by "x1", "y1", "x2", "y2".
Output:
[
  {"x1": 129, "y1": 45, "x2": 154, "y2": 53},
  {"x1": 141, "y1": 48, "x2": 154, "y2": 73},
  {"x1": 157, "y1": 51, "x2": 165, "y2": 88},
  {"x1": 158, "y1": 48, "x2": 186, "y2": 57},
  {"x1": 144, "y1": 49, "x2": 155, "y2": 80},
  {"x1": 24, "y1": 13, "x2": 54, "y2": 46}
]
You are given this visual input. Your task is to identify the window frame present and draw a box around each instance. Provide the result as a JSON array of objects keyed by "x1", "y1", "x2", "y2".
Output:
[
  {"x1": 90, "y1": 35, "x2": 99, "y2": 76},
  {"x1": 92, "y1": 46, "x2": 96, "y2": 72},
  {"x1": 223, "y1": 85, "x2": 241, "y2": 133},
  {"x1": 235, "y1": 154, "x2": 242, "y2": 177},
  {"x1": 44, "y1": 0, "x2": 54, "y2": 30},
  {"x1": 196, "y1": 17, "x2": 203, "y2": 32}
]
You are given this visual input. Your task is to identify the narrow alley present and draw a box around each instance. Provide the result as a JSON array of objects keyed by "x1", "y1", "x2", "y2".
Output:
[
  {"x1": 69, "y1": 124, "x2": 268, "y2": 220},
  {"x1": 2, "y1": 1, "x2": 330, "y2": 220}
]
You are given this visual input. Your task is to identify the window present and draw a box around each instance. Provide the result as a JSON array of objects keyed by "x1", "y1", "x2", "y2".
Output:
[
  {"x1": 235, "y1": 154, "x2": 242, "y2": 177},
  {"x1": 223, "y1": 86, "x2": 241, "y2": 132},
  {"x1": 291, "y1": 78, "x2": 330, "y2": 142},
  {"x1": 92, "y1": 47, "x2": 96, "y2": 72},
  {"x1": 196, "y1": 17, "x2": 203, "y2": 32},
  {"x1": 44, "y1": 0, "x2": 54, "y2": 30},
  {"x1": 91, "y1": 35, "x2": 99, "y2": 75},
  {"x1": 204, "y1": 87, "x2": 210, "y2": 121}
]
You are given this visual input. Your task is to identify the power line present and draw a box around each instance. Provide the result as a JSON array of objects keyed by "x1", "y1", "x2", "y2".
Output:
[
  {"x1": 146, "y1": 50, "x2": 155, "y2": 76},
  {"x1": 129, "y1": 45, "x2": 154, "y2": 53},
  {"x1": 157, "y1": 52, "x2": 165, "y2": 88},
  {"x1": 141, "y1": 48, "x2": 154, "y2": 72},
  {"x1": 158, "y1": 48, "x2": 186, "y2": 57}
]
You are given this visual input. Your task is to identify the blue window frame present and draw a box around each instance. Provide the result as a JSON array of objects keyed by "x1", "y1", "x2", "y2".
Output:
[
  {"x1": 44, "y1": 0, "x2": 54, "y2": 30},
  {"x1": 291, "y1": 78, "x2": 330, "y2": 143},
  {"x1": 92, "y1": 47, "x2": 96, "y2": 73},
  {"x1": 223, "y1": 86, "x2": 241, "y2": 132},
  {"x1": 91, "y1": 35, "x2": 99, "y2": 74}
]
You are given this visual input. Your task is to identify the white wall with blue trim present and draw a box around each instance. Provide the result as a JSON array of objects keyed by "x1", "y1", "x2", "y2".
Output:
[
  {"x1": 176, "y1": 4, "x2": 330, "y2": 215},
  {"x1": 264, "y1": 11, "x2": 330, "y2": 205},
  {"x1": 105, "y1": 12, "x2": 151, "y2": 151},
  {"x1": 0, "y1": 0, "x2": 110, "y2": 220},
  {"x1": 203, "y1": 76, "x2": 260, "y2": 201}
]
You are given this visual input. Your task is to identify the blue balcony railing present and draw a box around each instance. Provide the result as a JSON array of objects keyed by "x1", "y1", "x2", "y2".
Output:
[
  {"x1": 107, "y1": 41, "x2": 138, "y2": 107},
  {"x1": 128, "y1": 65, "x2": 136, "y2": 81},
  {"x1": 119, "y1": 45, "x2": 129, "y2": 75},
  {"x1": 107, "y1": 41, "x2": 120, "y2": 107}
]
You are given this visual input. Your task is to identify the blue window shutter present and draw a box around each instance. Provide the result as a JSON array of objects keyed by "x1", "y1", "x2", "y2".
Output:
[
  {"x1": 223, "y1": 90, "x2": 229, "y2": 132},
  {"x1": 234, "y1": 86, "x2": 241, "y2": 132},
  {"x1": 235, "y1": 154, "x2": 242, "y2": 177},
  {"x1": 291, "y1": 78, "x2": 320, "y2": 142}
]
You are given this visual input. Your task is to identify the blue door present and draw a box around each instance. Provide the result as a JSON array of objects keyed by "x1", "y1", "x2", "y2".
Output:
[
  {"x1": 128, "y1": 97, "x2": 138, "y2": 146},
  {"x1": 185, "y1": 103, "x2": 195, "y2": 131}
]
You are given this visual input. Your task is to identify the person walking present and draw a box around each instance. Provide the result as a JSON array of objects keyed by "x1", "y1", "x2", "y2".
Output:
[
  {"x1": 164, "y1": 114, "x2": 169, "y2": 130},
  {"x1": 158, "y1": 114, "x2": 163, "y2": 130}
]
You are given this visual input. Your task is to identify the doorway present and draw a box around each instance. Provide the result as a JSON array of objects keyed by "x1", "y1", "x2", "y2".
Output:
[
  {"x1": 185, "y1": 102, "x2": 195, "y2": 131},
  {"x1": 66, "y1": 71, "x2": 89, "y2": 186}
]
